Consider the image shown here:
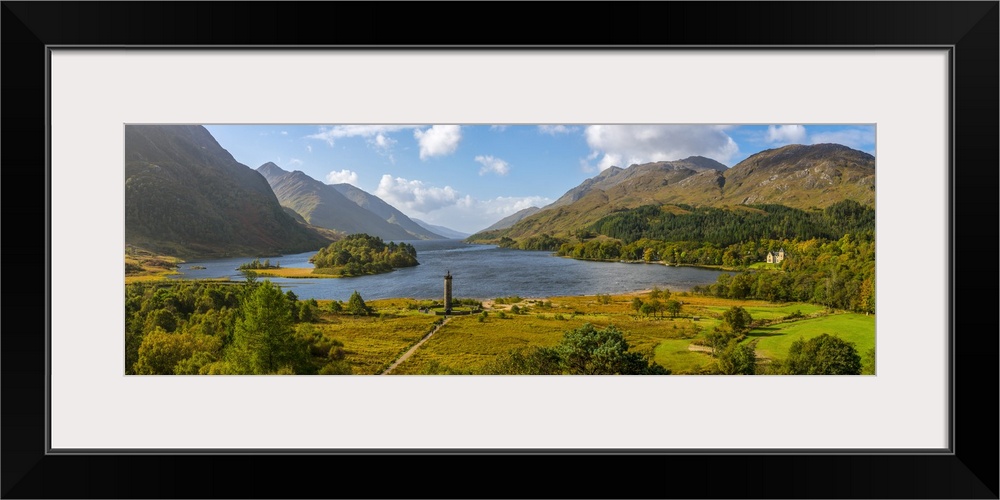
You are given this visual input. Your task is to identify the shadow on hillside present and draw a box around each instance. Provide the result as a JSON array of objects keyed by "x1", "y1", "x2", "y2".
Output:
[{"x1": 745, "y1": 327, "x2": 783, "y2": 338}]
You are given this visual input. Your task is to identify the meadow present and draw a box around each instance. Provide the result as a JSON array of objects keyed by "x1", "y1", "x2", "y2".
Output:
[
  {"x1": 304, "y1": 292, "x2": 874, "y2": 375},
  {"x1": 124, "y1": 247, "x2": 180, "y2": 284}
]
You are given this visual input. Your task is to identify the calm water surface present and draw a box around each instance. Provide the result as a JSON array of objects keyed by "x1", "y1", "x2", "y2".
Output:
[{"x1": 170, "y1": 240, "x2": 725, "y2": 302}]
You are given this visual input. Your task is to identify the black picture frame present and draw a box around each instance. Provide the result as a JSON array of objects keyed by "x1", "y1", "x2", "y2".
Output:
[{"x1": 3, "y1": 2, "x2": 997, "y2": 498}]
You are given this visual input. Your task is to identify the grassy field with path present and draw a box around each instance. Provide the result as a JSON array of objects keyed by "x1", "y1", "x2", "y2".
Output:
[{"x1": 303, "y1": 293, "x2": 874, "y2": 375}]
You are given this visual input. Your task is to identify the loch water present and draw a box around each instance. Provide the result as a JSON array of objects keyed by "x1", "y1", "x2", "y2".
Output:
[{"x1": 169, "y1": 239, "x2": 726, "y2": 302}]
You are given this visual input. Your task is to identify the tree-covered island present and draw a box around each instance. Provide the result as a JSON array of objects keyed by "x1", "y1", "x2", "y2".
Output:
[{"x1": 309, "y1": 233, "x2": 418, "y2": 277}]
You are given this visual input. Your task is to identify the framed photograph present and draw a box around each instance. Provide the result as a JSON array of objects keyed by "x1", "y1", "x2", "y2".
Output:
[{"x1": 4, "y1": 2, "x2": 996, "y2": 498}]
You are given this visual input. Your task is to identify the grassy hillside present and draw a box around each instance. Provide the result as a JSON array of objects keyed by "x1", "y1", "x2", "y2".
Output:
[
  {"x1": 124, "y1": 125, "x2": 331, "y2": 259},
  {"x1": 470, "y1": 144, "x2": 875, "y2": 243},
  {"x1": 258, "y1": 163, "x2": 419, "y2": 241}
]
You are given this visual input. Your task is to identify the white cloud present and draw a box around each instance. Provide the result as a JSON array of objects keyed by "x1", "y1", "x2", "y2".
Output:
[
  {"x1": 474, "y1": 155, "x2": 510, "y2": 176},
  {"x1": 583, "y1": 125, "x2": 739, "y2": 170},
  {"x1": 490, "y1": 125, "x2": 508, "y2": 132},
  {"x1": 373, "y1": 133, "x2": 395, "y2": 149},
  {"x1": 579, "y1": 158, "x2": 599, "y2": 173},
  {"x1": 596, "y1": 153, "x2": 623, "y2": 171},
  {"x1": 287, "y1": 158, "x2": 303, "y2": 167},
  {"x1": 809, "y1": 128, "x2": 875, "y2": 151},
  {"x1": 306, "y1": 125, "x2": 416, "y2": 161},
  {"x1": 765, "y1": 125, "x2": 807, "y2": 144},
  {"x1": 414, "y1": 195, "x2": 554, "y2": 234},
  {"x1": 306, "y1": 125, "x2": 418, "y2": 146},
  {"x1": 375, "y1": 175, "x2": 460, "y2": 213},
  {"x1": 475, "y1": 195, "x2": 552, "y2": 216},
  {"x1": 373, "y1": 173, "x2": 551, "y2": 233},
  {"x1": 325, "y1": 169, "x2": 359, "y2": 186},
  {"x1": 280, "y1": 131, "x2": 288, "y2": 136},
  {"x1": 538, "y1": 125, "x2": 578, "y2": 135},
  {"x1": 370, "y1": 133, "x2": 398, "y2": 162},
  {"x1": 306, "y1": 145, "x2": 312, "y2": 153},
  {"x1": 413, "y1": 125, "x2": 462, "y2": 160}
]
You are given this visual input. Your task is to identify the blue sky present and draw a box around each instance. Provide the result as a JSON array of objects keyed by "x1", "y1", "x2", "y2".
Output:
[{"x1": 204, "y1": 124, "x2": 875, "y2": 234}]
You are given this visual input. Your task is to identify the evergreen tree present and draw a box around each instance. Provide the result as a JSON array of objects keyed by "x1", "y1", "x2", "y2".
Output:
[
  {"x1": 346, "y1": 290, "x2": 372, "y2": 316},
  {"x1": 225, "y1": 280, "x2": 309, "y2": 374}
]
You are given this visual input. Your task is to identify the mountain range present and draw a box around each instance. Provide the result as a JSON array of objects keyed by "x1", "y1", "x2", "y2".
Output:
[
  {"x1": 330, "y1": 182, "x2": 446, "y2": 239},
  {"x1": 479, "y1": 207, "x2": 542, "y2": 232},
  {"x1": 471, "y1": 144, "x2": 875, "y2": 241},
  {"x1": 411, "y1": 219, "x2": 469, "y2": 239},
  {"x1": 124, "y1": 125, "x2": 331, "y2": 259},
  {"x1": 125, "y1": 125, "x2": 874, "y2": 260},
  {"x1": 257, "y1": 163, "x2": 449, "y2": 241}
]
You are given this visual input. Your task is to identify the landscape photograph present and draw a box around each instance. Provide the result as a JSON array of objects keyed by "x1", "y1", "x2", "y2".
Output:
[{"x1": 124, "y1": 123, "x2": 876, "y2": 376}]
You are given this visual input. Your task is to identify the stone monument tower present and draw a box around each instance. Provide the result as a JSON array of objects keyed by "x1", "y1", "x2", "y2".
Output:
[{"x1": 444, "y1": 270, "x2": 453, "y2": 314}]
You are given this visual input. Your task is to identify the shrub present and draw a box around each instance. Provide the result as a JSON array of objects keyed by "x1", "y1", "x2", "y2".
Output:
[
  {"x1": 319, "y1": 360, "x2": 353, "y2": 375},
  {"x1": 481, "y1": 323, "x2": 669, "y2": 375},
  {"x1": 783, "y1": 309, "x2": 805, "y2": 320},
  {"x1": 328, "y1": 346, "x2": 346, "y2": 360},
  {"x1": 779, "y1": 334, "x2": 862, "y2": 375}
]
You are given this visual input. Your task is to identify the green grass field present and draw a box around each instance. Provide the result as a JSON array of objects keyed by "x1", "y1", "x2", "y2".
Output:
[
  {"x1": 746, "y1": 313, "x2": 875, "y2": 361},
  {"x1": 652, "y1": 338, "x2": 716, "y2": 374},
  {"x1": 304, "y1": 294, "x2": 874, "y2": 375}
]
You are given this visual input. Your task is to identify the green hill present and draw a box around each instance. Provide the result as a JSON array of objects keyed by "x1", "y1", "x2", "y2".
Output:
[{"x1": 470, "y1": 144, "x2": 874, "y2": 243}]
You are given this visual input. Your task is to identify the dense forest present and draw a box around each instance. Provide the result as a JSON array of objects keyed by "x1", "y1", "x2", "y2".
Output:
[
  {"x1": 497, "y1": 234, "x2": 568, "y2": 252},
  {"x1": 689, "y1": 235, "x2": 875, "y2": 313},
  {"x1": 309, "y1": 233, "x2": 418, "y2": 276},
  {"x1": 589, "y1": 200, "x2": 874, "y2": 246},
  {"x1": 550, "y1": 201, "x2": 875, "y2": 314},
  {"x1": 125, "y1": 277, "x2": 360, "y2": 375},
  {"x1": 556, "y1": 234, "x2": 874, "y2": 313}
]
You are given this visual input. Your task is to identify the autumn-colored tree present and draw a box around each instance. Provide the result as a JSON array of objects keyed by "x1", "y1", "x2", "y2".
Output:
[{"x1": 134, "y1": 328, "x2": 221, "y2": 375}]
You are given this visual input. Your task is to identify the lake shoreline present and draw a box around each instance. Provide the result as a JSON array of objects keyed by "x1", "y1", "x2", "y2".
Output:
[
  {"x1": 555, "y1": 254, "x2": 758, "y2": 273},
  {"x1": 164, "y1": 240, "x2": 725, "y2": 302}
]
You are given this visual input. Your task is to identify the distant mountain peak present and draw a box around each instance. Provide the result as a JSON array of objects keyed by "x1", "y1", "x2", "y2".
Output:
[
  {"x1": 676, "y1": 156, "x2": 729, "y2": 171},
  {"x1": 479, "y1": 206, "x2": 542, "y2": 233},
  {"x1": 330, "y1": 182, "x2": 447, "y2": 240},
  {"x1": 546, "y1": 157, "x2": 729, "y2": 211},
  {"x1": 412, "y1": 219, "x2": 470, "y2": 239},
  {"x1": 258, "y1": 169, "x2": 448, "y2": 240},
  {"x1": 257, "y1": 162, "x2": 289, "y2": 180},
  {"x1": 734, "y1": 143, "x2": 875, "y2": 170}
]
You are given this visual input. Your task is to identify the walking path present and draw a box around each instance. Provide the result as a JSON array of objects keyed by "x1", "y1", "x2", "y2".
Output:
[{"x1": 381, "y1": 316, "x2": 452, "y2": 375}]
